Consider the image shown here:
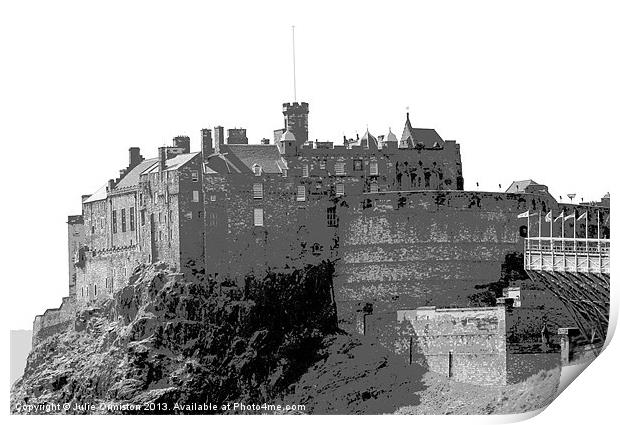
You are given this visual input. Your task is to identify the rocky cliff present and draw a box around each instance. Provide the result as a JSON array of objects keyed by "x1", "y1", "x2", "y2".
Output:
[
  {"x1": 11, "y1": 261, "x2": 338, "y2": 414},
  {"x1": 11, "y1": 260, "x2": 559, "y2": 415}
]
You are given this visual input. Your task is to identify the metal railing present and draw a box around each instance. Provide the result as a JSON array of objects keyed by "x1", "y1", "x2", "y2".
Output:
[{"x1": 524, "y1": 237, "x2": 610, "y2": 274}]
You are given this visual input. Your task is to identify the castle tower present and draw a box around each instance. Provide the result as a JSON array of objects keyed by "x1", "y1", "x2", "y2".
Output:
[{"x1": 282, "y1": 101, "x2": 309, "y2": 154}]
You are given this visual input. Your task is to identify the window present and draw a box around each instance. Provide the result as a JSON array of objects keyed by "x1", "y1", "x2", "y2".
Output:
[
  {"x1": 370, "y1": 161, "x2": 378, "y2": 176},
  {"x1": 254, "y1": 208, "x2": 264, "y2": 226},
  {"x1": 208, "y1": 212, "x2": 217, "y2": 227},
  {"x1": 302, "y1": 164, "x2": 309, "y2": 177},
  {"x1": 297, "y1": 185, "x2": 306, "y2": 201},
  {"x1": 335, "y1": 162, "x2": 345, "y2": 176},
  {"x1": 154, "y1": 191, "x2": 158, "y2": 204},
  {"x1": 198, "y1": 211, "x2": 203, "y2": 219},
  {"x1": 192, "y1": 190, "x2": 200, "y2": 202},
  {"x1": 191, "y1": 170, "x2": 199, "y2": 182},
  {"x1": 370, "y1": 182, "x2": 379, "y2": 193},
  {"x1": 327, "y1": 207, "x2": 338, "y2": 227},
  {"x1": 94, "y1": 284, "x2": 97, "y2": 296},
  {"x1": 129, "y1": 207, "x2": 135, "y2": 231},
  {"x1": 100, "y1": 218, "x2": 104, "y2": 229},
  {"x1": 353, "y1": 160, "x2": 363, "y2": 171},
  {"x1": 210, "y1": 194, "x2": 217, "y2": 202},
  {"x1": 253, "y1": 164, "x2": 262, "y2": 176},
  {"x1": 139, "y1": 193, "x2": 143, "y2": 206},
  {"x1": 185, "y1": 211, "x2": 193, "y2": 220},
  {"x1": 253, "y1": 183, "x2": 263, "y2": 199},
  {"x1": 140, "y1": 210, "x2": 145, "y2": 225},
  {"x1": 282, "y1": 169, "x2": 288, "y2": 177},
  {"x1": 336, "y1": 182, "x2": 345, "y2": 196},
  {"x1": 112, "y1": 210, "x2": 117, "y2": 234},
  {"x1": 319, "y1": 160, "x2": 326, "y2": 170}
]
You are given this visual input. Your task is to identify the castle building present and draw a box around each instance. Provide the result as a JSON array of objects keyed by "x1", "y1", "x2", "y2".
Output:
[
  {"x1": 46, "y1": 100, "x2": 610, "y2": 385},
  {"x1": 75, "y1": 137, "x2": 203, "y2": 304},
  {"x1": 69, "y1": 100, "x2": 611, "y2": 318}
]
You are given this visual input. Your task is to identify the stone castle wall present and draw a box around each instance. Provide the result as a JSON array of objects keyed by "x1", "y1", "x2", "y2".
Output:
[
  {"x1": 75, "y1": 247, "x2": 147, "y2": 305},
  {"x1": 32, "y1": 296, "x2": 75, "y2": 346},
  {"x1": 334, "y1": 190, "x2": 563, "y2": 329}
]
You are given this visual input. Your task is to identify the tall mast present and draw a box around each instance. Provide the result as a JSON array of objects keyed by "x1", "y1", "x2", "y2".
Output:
[{"x1": 292, "y1": 25, "x2": 297, "y2": 102}]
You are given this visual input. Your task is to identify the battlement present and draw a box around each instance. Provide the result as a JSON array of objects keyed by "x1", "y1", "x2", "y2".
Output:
[{"x1": 282, "y1": 101, "x2": 309, "y2": 112}]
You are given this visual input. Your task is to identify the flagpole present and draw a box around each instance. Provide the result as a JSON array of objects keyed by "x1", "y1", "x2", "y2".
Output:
[
  {"x1": 550, "y1": 209, "x2": 554, "y2": 270},
  {"x1": 527, "y1": 213, "x2": 530, "y2": 239},
  {"x1": 586, "y1": 207, "x2": 590, "y2": 273},
  {"x1": 573, "y1": 208, "x2": 576, "y2": 252},
  {"x1": 538, "y1": 211, "x2": 542, "y2": 251},
  {"x1": 573, "y1": 209, "x2": 577, "y2": 271},
  {"x1": 597, "y1": 209, "x2": 601, "y2": 251},
  {"x1": 561, "y1": 211, "x2": 565, "y2": 250}
]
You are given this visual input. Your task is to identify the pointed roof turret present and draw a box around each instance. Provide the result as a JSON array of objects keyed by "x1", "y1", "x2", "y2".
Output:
[
  {"x1": 385, "y1": 127, "x2": 398, "y2": 143},
  {"x1": 400, "y1": 111, "x2": 415, "y2": 148},
  {"x1": 360, "y1": 128, "x2": 379, "y2": 149}
]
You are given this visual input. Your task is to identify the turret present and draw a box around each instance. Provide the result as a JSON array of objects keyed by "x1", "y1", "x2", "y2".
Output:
[{"x1": 282, "y1": 101, "x2": 309, "y2": 155}]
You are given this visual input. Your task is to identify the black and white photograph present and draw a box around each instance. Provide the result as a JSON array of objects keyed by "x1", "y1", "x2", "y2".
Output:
[{"x1": 4, "y1": 0, "x2": 617, "y2": 419}]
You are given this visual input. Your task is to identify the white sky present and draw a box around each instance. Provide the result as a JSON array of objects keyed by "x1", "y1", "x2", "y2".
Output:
[{"x1": 1, "y1": 0, "x2": 618, "y2": 330}]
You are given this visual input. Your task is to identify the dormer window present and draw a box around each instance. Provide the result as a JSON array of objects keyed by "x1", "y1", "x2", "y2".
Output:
[{"x1": 253, "y1": 164, "x2": 262, "y2": 176}]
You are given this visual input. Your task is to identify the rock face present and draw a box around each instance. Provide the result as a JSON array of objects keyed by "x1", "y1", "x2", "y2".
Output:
[{"x1": 11, "y1": 261, "x2": 338, "y2": 414}]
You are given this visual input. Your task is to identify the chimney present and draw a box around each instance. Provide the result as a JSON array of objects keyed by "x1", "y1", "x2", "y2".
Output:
[
  {"x1": 226, "y1": 128, "x2": 248, "y2": 145},
  {"x1": 81, "y1": 194, "x2": 92, "y2": 203},
  {"x1": 213, "y1": 126, "x2": 225, "y2": 154},
  {"x1": 201, "y1": 128, "x2": 213, "y2": 158},
  {"x1": 173, "y1": 135, "x2": 190, "y2": 153},
  {"x1": 261, "y1": 138, "x2": 270, "y2": 145},
  {"x1": 158, "y1": 147, "x2": 167, "y2": 180},
  {"x1": 107, "y1": 179, "x2": 116, "y2": 192},
  {"x1": 128, "y1": 147, "x2": 142, "y2": 167}
]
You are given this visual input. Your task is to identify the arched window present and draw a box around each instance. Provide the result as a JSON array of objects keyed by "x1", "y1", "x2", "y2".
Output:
[{"x1": 253, "y1": 164, "x2": 262, "y2": 176}]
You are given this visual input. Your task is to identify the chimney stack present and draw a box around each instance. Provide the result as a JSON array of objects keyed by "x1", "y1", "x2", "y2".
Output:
[
  {"x1": 213, "y1": 126, "x2": 225, "y2": 154},
  {"x1": 261, "y1": 138, "x2": 270, "y2": 145},
  {"x1": 107, "y1": 179, "x2": 116, "y2": 192},
  {"x1": 158, "y1": 147, "x2": 167, "y2": 180},
  {"x1": 173, "y1": 135, "x2": 190, "y2": 154},
  {"x1": 227, "y1": 128, "x2": 248, "y2": 144},
  {"x1": 201, "y1": 128, "x2": 213, "y2": 158},
  {"x1": 128, "y1": 147, "x2": 143, "y2": 168}
]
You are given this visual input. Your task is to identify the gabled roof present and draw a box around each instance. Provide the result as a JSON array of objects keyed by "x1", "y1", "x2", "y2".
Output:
[
  {"x1": 83, "y1": 184, "x2": 107, "y2": 204},
  {"x1": 141, "y1": 152, "x2": 200, "y2": 175},
  {"x1": 83, "y1": 153, "x2": 199, "y2": 204},
  {"x1": 399, "y1": 112, "x2": 445, "y2": 148},
  {"x1": 212, "y1": 144, "x2": 288, "y2": 174},
  {"x1": 505, "y1": 179, "x2": 547, "y2": 194},
  {"x1": 116, "y1": 158, "x2": 158, "y2": 189}
]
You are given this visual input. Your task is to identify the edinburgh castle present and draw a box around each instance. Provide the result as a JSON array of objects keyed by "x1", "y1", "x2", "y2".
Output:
[{"x1": 36, "y1": 100, "x2": 610, "y2": 385}]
